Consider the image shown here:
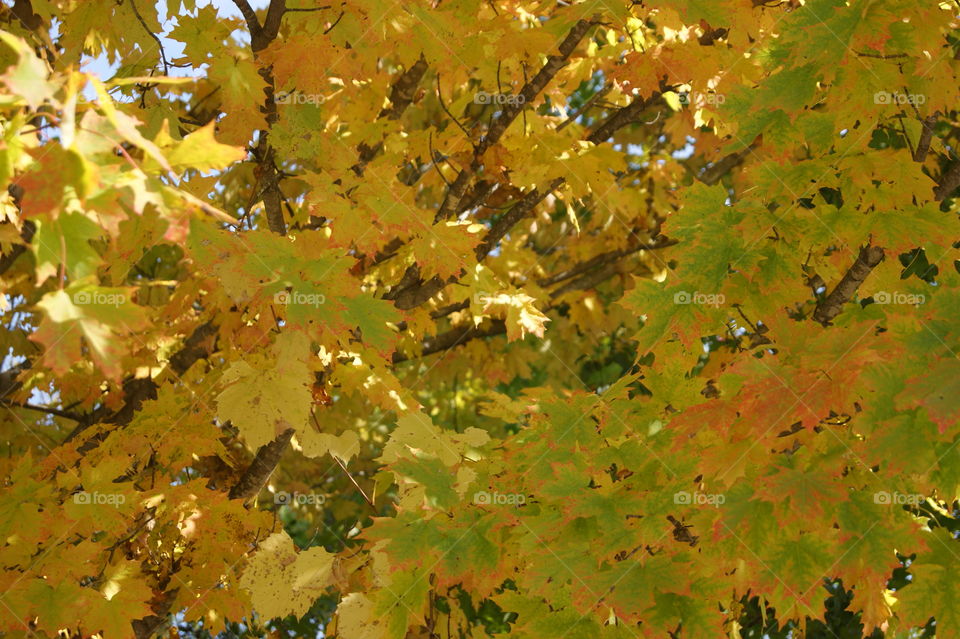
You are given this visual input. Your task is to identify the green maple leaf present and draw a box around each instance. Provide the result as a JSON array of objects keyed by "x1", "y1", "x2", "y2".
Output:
[
  {"x1": 896, "y1": 528, "x2": 960, "y2": 631},
  {"x1": 32, "y1": 211, "x2": 103, "y2": 282}
]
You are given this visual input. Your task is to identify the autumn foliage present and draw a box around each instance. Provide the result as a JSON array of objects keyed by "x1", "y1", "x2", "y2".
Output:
[{"x1": 1, "y1": 1, "x2": 960, "y2": 638}]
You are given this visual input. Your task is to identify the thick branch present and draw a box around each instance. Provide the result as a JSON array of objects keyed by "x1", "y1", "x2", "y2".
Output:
[
  {"x1": 393, "y1": 237, "x2": 675, "y2": 361},
  {"x1": 256, "y1": 144, "x2": 287, "y2": 234},
  {"x1": 355, "y1": 56, "x2": 429, "y2": 174},
  {"x1": 586, "y1": 92, "x2": 660, "y2": 144},
  {"x1": 477, "y1": 17, "x2": 598, "y2": 157},
  {"x1": 388, "y1": 274, "x2": 453, "y2": 311},
  {"x1": 65, "y1": 322, "x2": 217, "y2": 445},
  {"x1": 259, "y1": 0, "x2": 287, "y2": 48},
  {"x1": 392, "y1": 321, "x2": 507, "y2": 364},
  {"x1": 389, "y1": 179, "x2": 565, "y2": 310},
  {"x1": 434, "y1": 17, "x2": 597, "y2": 223},
  {"x1": 934, "y1": 158, "x2": 960, "y2": 201},
  {"x1": 474, "y1": 177, "x2": 565, "y2": 260},
  {"x1": 231, "y1": 0, "x2": 262, "y2": 41},
  {"x1": 698, "y1": 143, "x2": 757, "y2": 185},
  {"x1": 379, "y1": 55, "x2": 429, "y2": 121},
  {"x1": 228, "y1": 428, "x2": 295, "y2": 502},
  {"x1": 812, "y1": 245, "x2": 885, "y2": 325},
  {"x1": 433, "y1": 168, "x2": 473, "y2": 223},
  {"x1": 913, "y1": 114, "x2": 938, "y2": 163},
  {"x1": 233, "y1": 0, "x2": 289, "y2": 234}
]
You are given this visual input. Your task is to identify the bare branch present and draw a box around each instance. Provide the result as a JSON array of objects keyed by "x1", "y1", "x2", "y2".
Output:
[
  {"x1": 586, "y1": 92, "x2": 660, "y2": 144},
  {"x1": 557, "y1": 80, "x2": 613, "y2": 131},
  {"x1": 934, "y1": 158, "x2": 960, "y2": 201},
  {"x1": 474, "y1": 177, "x2": 565, "y2": 260},
  {"x1": 433, "y1": 17, "x2": 598, "y2": 223},
  {"x1": 477, "y1": 17, "x2": 598, "y2": 157},
  {"x1": 812, "y1": 245, "x2": 885, "y2": 325},
  {"x1": 229, "y1": 428, "x2": 295, "y2": 503},
  {"x1": 231, "y1": 0, "x2": 262, "y2": 40},
  {"x1": 698, "y1": 142, "x2": 757, "y2": 185},
  {"x1": 912, "y1": 113, "x2": 938, "y2": 163},
  {"x1": 128, "y1": 0, "x2": 169, "y2": 74}
]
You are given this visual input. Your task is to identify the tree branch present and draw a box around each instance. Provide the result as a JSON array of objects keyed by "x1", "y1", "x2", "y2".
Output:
[
  {"x1": 392, "y1": 236, "x2": 676, "y2": 361},
  {"x1": 477, "y1": 17, "x2": 598, "y2": 157},
  {"x1": 1, "y1": 401, "x2": 83, "y2": 421},
  {"x1": 433, "y1": 17, "x2": 597, "y2": 223},
  {"x1": 389, "y1": 178, "x2": 566, "y2": 310},
  {"x1": 812, "y1": 245, "x2": 885, "y2": 325},
  {"x1": 228, "y1": 427, "x2": 295, "y2": 502},
  {"x1": 557, "y1": 80, "x2": 612, "y2": 131},
  {"x1": 913, "y1": 113, "x2": 938, "y2": 163},
  {"x1": 698, "y1": 142, "x2": 758, "y2": 185},
  {"x1": 259, "y1": 0, "x2": 287, "y2": 49},
  {"x1": 64, "y1": 321, "x2": 218, "y2": 446},
  {"x1": 128, "y1": 0, "x2": 169, "y2": 74},
  {"x1": 474, "y1": 177, "x2": 565, "y2": 260},
  {"x1": 355, "y1": 55, "x2": 429, "y2": 174},
  {"x1": 586, "y1": 92, "x2": 660, "y2": 144},
  {"x1": 934, "y1": 158, "x2": 960, "y2": 201},
  {"x1": 231, "y1": 0, "x2": 262, "y2": 41},
  {"x1": 392, "y1": 321, "x2": 507, "y2": 364},
  {"x1": 538, "y1": 237, "x2": 677, "y2": 288}
]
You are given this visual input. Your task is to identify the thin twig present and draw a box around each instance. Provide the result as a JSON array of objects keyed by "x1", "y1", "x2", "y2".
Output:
[
  {"x1": 436, "y1": 73, "x2": 472, "y2": 139},
  {"x1": 323, "y1": 9, "x2": 345, "y2": 34},
  {"x1": 128, "y1": 0, "x2": 169, "y2": 74},
  {"x1": 285, "y1": 5, "x2": 331, "y2": 12},
  {"x1": 429, "y1": 131, "x2": 452, "y2": 187},
  {"x1": 2, "y1": 401, "x2": 83, "y2": 421}
]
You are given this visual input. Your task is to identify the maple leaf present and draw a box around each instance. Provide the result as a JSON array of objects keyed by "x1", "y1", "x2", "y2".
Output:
[
  {"x1": 216, "y1": 331, "x2": 313, "y2": 450},
  {"x1": 239, "y1": 531, "x2": 337, "y2": 621},
  {"x1": 1, "y1": 3, "x2": 959, "y2": 639},
  {"x1": 31, "y1": 285, "x2": 145, "y2": 380}
]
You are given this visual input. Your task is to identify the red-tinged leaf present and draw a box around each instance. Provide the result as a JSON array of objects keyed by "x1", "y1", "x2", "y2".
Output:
[{"x1": 896, "y1": 359, "x2": 960, "y2": 434}]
